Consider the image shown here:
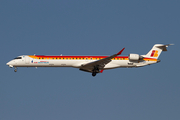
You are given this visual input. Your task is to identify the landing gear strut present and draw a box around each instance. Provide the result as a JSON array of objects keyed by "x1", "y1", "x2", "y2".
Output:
[
  {"x1": 92, "y1": 66, "x2": 99, "y2": 77},
  {"x1": 14, "y1": 67, "x2": 17, "y2": 72}
]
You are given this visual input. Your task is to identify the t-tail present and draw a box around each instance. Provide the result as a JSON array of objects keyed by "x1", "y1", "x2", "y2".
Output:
[{"x1": 142, "y1": 44, "x2": 174, "y2": 59}]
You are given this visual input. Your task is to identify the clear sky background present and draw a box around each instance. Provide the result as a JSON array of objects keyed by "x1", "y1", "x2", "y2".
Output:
[{"x1": 0, "y1": 0, "x2": 179, "y2": 120}]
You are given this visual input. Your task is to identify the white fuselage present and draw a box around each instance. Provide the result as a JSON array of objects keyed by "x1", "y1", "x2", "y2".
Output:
[{"x1": 6, "y1": 55, "x2": 158, "y2": 69}]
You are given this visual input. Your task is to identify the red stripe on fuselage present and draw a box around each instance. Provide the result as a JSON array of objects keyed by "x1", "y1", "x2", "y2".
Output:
[{"x1": 34, "y1": 55, "x2": 129, "y2": 59}]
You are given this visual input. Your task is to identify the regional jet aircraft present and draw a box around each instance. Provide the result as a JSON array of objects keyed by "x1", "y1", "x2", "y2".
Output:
[{"x1": 6, "y1": 44, "x2": 173, "y2": 76}]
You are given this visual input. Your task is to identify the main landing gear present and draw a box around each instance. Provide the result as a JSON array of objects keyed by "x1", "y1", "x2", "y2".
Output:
[
  {"x1": 92, "y1": 72, "x2": 97, "y2": 77},
  {"x1": 92, "y1": 66, "x2": 99, "y2": 77}
]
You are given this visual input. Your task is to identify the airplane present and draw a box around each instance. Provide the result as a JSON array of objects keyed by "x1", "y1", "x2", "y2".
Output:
[{"x1": 6, "y1": 44, "x2": 173, "y2": 76}]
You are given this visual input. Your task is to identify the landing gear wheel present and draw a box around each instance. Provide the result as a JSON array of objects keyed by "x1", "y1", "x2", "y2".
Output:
[
  {"x1": 92, "y1": 66, "x2": 99, "y2": 77},
  {"x1": 92, "y1": 72, "x2": 96, "y2": 77},
  {"x1": 14, "y1": 67, "x2": 17, "y2": 72}
]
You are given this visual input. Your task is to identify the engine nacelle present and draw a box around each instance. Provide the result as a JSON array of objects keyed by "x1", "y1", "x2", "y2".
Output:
[{"x1": 129, "y1": 54, "x2": 143, "y2": 61}]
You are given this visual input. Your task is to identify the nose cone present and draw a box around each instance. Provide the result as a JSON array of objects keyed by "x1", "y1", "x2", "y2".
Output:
[
  {"x1": 6, "y1": 61, "x2": 14, "y2": 68},
  {"x1": 6, "y1": 62, "x2": 10, "y2": 65}
]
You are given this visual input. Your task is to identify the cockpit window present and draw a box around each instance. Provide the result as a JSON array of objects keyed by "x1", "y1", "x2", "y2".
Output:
[{"x1": 14, "y1": 57, "x2": 22, "y2": 59}]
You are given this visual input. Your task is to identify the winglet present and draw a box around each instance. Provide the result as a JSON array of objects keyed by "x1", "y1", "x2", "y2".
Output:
[
  {"x1": 117, "y1": 48, "x2": 125, "y2": 55},
  {"x1": 100, "y1": 70, "x2": 104, "y2": 73}
]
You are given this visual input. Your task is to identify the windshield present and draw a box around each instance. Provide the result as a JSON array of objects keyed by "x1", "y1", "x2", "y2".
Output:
[{"x1": 14, "y1": 57, "x2": 22, "y2": 59}]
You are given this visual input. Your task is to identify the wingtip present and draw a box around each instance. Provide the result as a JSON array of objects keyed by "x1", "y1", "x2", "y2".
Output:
[
  {"x1": 100, "y1": 70, "x2": 104, "y2": 73},
  {"x1": 117, "y1": 48, "x2": 125, "y2": 55},
  {"x1": 165, "y1": 44, "x2": 174, "y2": 47}
]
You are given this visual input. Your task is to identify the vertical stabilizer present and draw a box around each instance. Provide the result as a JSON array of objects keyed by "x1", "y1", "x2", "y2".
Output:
[{"x1": 143, "y1": 44, "x2": 173, "y2": 59}]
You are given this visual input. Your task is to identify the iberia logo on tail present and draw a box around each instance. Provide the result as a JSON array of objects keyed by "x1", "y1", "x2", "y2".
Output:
[{"x1": 151, "y1": 50, "x2": 158, "y2": 57}]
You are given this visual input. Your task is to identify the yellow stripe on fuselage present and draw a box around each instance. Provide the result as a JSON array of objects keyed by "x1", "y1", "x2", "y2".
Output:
[
  {"x1": 143, "y1": 58, "x2": 157, "y2": 61},
  {"x1": 28, "y1": 55, "x2": 157, "y2": 61}
]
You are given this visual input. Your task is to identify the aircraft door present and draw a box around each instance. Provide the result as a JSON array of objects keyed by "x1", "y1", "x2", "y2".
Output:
[{"x1": 25, "y1": 56, "x2": 30, "y2": 64}]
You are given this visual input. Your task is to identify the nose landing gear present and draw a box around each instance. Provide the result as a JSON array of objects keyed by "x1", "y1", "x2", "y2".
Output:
[{"x1": 14, "y1": 67, "x2": 17, "y2": 72}]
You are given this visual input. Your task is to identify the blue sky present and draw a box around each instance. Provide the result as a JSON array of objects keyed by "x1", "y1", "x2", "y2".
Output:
[{"x1": 1, "y1": 1, "x2": 180, "y2": 120}]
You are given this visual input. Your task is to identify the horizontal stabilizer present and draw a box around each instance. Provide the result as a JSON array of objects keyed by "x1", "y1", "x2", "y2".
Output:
[{"x1": 155, "y1": 44, "x2": 174, "y2": 51}]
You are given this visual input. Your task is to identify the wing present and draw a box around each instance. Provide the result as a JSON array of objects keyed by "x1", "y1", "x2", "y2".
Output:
[{"x1": 79, "y1": 48, "x2": 125, "y2": 73}]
